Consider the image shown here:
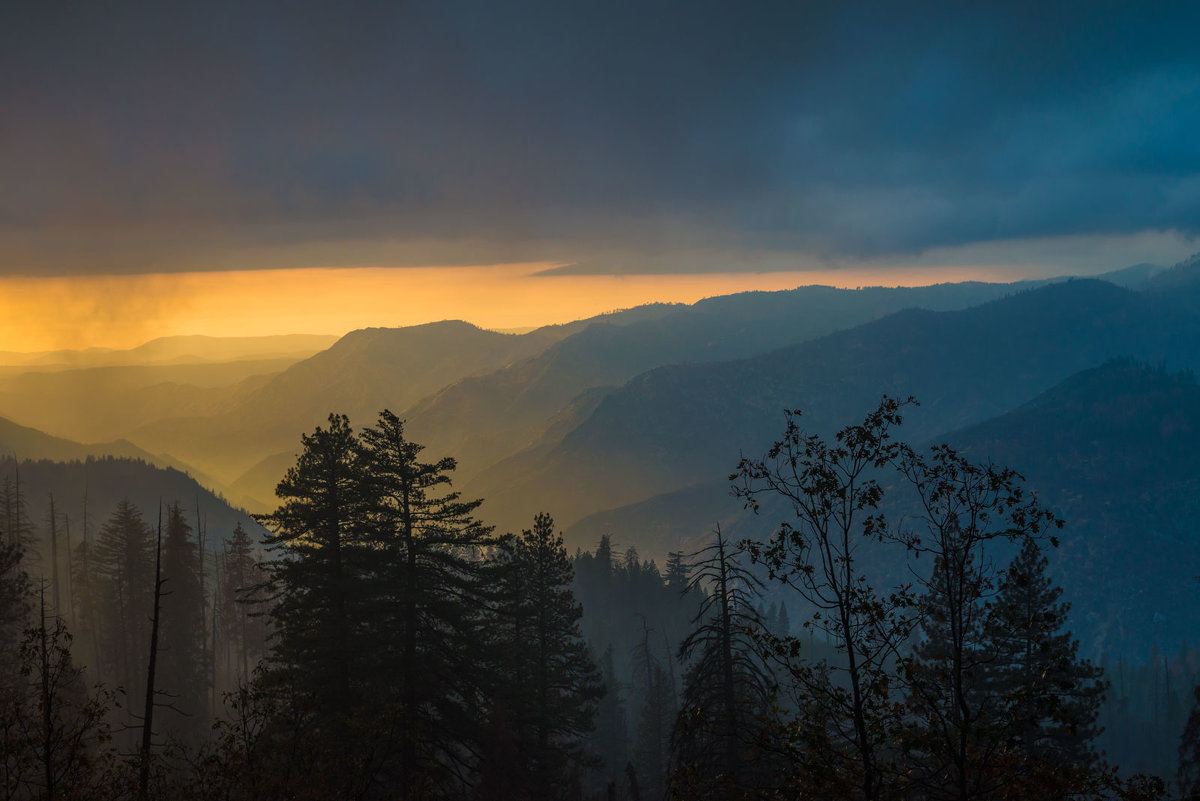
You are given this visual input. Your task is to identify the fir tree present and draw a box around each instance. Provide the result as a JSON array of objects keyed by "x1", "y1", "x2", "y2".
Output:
[
  {"x1": 158, "y1": 502, "x2": 206, "y2": 742},
  {"x1": 589, "y1": 645, "x2": 630, "y2": 793},
  {"x1": 595, "y1": 535, "x2": 614, "y2": 579},
  {"x1": 982, "y1": 538, "x2": 1106, "y2": 774},
  {"x1": 357, "y1": 409, "x2": 497, "y2": 798},
  {"x1": 254, "y1": 413, "x2": 374, "y2": 797},
  {"x1": 484, "y1": 512, "x2": 604, "y2": 800},
  {"x1": 257, "y1": 413, "x2": 368, "y2": 714},
  {"x1": 664, "y1": 552, "x2": 688, "y2": 594},
  {"x1": 93, "y1": 499, "x2": 155, "y2": 720},
  {"x1": 221, "y1": 522, "x2": 262, "y2": 685}
]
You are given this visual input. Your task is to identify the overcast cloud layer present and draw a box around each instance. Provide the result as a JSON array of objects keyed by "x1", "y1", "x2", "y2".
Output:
[{"x1": 2, "y1": 0, "x2": 1199, "y2": 275}]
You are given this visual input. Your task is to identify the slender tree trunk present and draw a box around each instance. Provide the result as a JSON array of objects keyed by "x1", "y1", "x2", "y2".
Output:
[
  {"x1": 48, "y1": 496, "x2": 60, "y2": 616},
  {"x1": 138, "y1": 508, "x2": 165, "y2": 801},
  {"x1": 716, "y1": 531, "x2": 740, "y2": 785},
  {"x1": 38, "y1": 591, "x2": 55, "y2": 801},
  {"x1": 63, "y1": 516, "x2": 73, "y2": 630},
  {"x1": 82, "y1": 490, "x2": 102, "y2": 684},
  {"x1": 838, "y1": 521, "x2": 876, "y2": 801},
  {"x1": 401, "y1": 481, "x2": 417, "y2": 800},
  {"x1": 211, "y1": 560, "x2": 219, "y2": 708},
  {"x1": 239, "y1": 565, "x2": 249, "y2": 684},
  {"x1": 115, "y1": 562, "x2": 129, "y2": 708},
  {"x1": 195, "y1": 501, "x2": 211, "y2": 718}
]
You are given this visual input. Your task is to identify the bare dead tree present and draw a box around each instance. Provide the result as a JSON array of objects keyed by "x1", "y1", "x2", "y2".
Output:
[{"x1": 137, "y1": 505, "x2": 165, "y2": 801}]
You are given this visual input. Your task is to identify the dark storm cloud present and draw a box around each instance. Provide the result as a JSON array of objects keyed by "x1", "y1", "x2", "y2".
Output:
[{"x1": 1, "y1": 0, "x2": 1198, "y2": 274}]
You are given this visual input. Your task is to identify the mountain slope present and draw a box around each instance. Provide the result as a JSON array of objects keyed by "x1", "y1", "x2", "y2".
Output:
[
  {"x1": 944, "y1": 360, "x2": 1200, "y2": 656},
  {"x1": 0, "y1": 333, "x2": 338, "y2": 369},
  {"x1": 405, "y1": 280, "x2": 1048, "y2": 483},
  {"x1": 471, "y1": 280, "x2": 1200, "y2": 532},
  {"x1": 0, "y1": 360, "x2": 290, "y2": 443},
  {"x1": 0, "y1": 414, "x2": 172, "y2": 466},
  {"x1": 127, "y1": 321, "x2": 567, "y2": 485},
  {"x1": 3, "y1": 455, "x2": 264, "y2": 559}
]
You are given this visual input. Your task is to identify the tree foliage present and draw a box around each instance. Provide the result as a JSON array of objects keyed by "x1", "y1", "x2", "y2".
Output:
[
  {"x1": 733, "y1": 397, "x2": 916, "y2": 800},
  {"x1": 982, "y1": 538, "x2": 1106, "y2": 777},
  {"x1": 481, "y1": 512, "x2": 603, "y2": 800},
  {"x1": 897, "y1": 444, "x2": 1063, "y2": 800}
]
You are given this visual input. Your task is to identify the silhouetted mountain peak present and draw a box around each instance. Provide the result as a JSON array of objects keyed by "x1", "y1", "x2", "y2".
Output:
[
  {"x1": 959, "y1": 358, "x2": 1200, "y2": 449},
  {"x1": 1145, "y1": 250, "x2": 1200, "y2": 290}
]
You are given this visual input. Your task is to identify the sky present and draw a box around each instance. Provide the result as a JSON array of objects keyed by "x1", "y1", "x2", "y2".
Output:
[{"x1": 2, "y1": 1, "x2": 1199, "y2": 348}]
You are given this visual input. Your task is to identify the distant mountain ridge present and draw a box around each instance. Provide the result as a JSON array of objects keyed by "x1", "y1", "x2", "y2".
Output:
[
  {"x1": 0, "y1": 333, "x2": 339, "y2": 368},
  {"x1": 158, "y1": 272, "x2": 1194, "y2": 512},
  {"x1": 1145, "y1": 250, "x2": 1200, "y2": 290},
  {"x1": 127, "y1": 320, "x2": 574, "y2": 490},
  {"x1": 0, "y1": 360, "x2": 291, "y2": 444},
  {"x1": 945, "y1": 360, "x2": 1200, "y2": 657},
  {"x1": 4, "y1": 455, "x2": 264, "y2": 559},
  {"x1": 403, "y1": 280, "x2": 1051, "y2": 485},
  {"x1": 0, "y1": 411, "x2": 230, "y2": 498},
  {"x1": 6, "y1": 266, "x2": 1200, "y2": 663},
  {"x1": 5, "y1": 264, "x2": 1195, "y2": 523},
  {"x1": 469, "y1": 279, "x2": 1200, "y2": 533},
  {"x1": 0, "y1": 413, "x2": 174, "y2": 468}
]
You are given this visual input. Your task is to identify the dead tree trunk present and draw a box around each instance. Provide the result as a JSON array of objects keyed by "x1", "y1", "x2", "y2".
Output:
[{"x1": 138, "y1": 506, "x2": 166, "y2": 801}]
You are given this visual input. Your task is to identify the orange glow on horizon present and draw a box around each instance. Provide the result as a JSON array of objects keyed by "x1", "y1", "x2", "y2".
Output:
[{"x1": 0, "y1": 262, "x2": 1027, "y2": 353}]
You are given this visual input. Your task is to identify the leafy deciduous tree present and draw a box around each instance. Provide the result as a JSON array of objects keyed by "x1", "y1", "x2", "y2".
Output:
[{"x1": 733, "y1": 397, "x2": 916, "y2": 800}]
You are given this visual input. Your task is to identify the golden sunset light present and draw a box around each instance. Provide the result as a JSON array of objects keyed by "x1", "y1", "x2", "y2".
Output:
[{"x1": 0, "y1": 262, "x2": 1030, "y2": 353}]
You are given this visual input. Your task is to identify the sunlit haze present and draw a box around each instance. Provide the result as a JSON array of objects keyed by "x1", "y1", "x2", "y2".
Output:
[{"x1": 0, "y1": 261, "x2": 1035, "y2": 352}]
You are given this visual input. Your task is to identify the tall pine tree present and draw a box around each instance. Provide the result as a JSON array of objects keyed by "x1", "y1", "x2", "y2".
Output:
[
  {"x1": 482, "y1": 512, "x2": 603, "y2": 800},
  {"x1": 93, "y1": 499, "x2": 154, "y2": 727},
  {"x1": 159, "y1": 502, "x2": 206, "y2": 743},
  {"x1": 357, "y1": 409, "x2": 497, "y2": 799},
  {"x1": 221, "y1": 522, "x2": 263, "y2": 686},
  {"x1": 255, "y1": 413, "x2": 374, "y2": 796},
  {"x1": 981, "y1": 538, "x2": 1106, "y2": 781}
]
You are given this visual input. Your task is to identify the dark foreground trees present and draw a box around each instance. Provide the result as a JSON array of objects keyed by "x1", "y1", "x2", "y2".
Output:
[
  {"x1": 358, "y1": 409, "x2": 499, "y2": 798},
  {"x1": 980, "y1": 538, "x2": 1106, "y2": 796},
  {"x1": 732, "y1": 396, "x2": 1143, "y2": 801},
  {"x1": 0, "y1": 399, "x2": 1177, "y2": 801},
  {"x1": 1, "y1": 594, "x2": 114, "y2": 800},
  {"x1": 255, "y1": 410, "x2": 497, "y2": 798},
  {"x1": 898, "y1": 444, "x2": 1064, "y2": 801},
  {"x1": 481, "y1": 512, "x2": 604, "y2": 800},
  {"x1": 253, "y1": 412, "x2": 600, "y2": 800},
  {"x1": 734, "y1": 398, "x2": 917, "y2": 799}
]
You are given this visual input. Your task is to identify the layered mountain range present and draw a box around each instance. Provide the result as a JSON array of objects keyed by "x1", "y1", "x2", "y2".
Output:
[{"x1": 2, "y1": 257, "x2": 1198, "y2": 657}]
